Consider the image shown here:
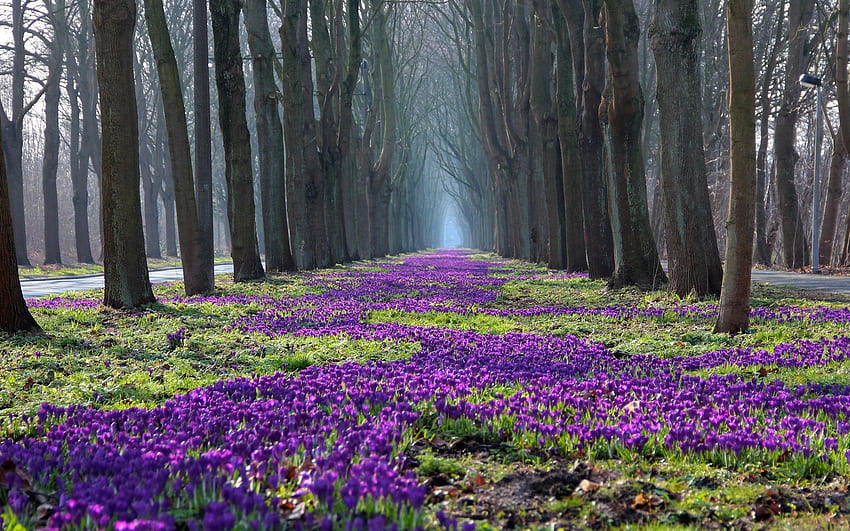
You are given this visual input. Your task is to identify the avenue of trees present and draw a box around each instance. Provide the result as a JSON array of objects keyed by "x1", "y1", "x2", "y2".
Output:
[{"x1": 1, "y1": 0, "x2": 849, "y2": 334}]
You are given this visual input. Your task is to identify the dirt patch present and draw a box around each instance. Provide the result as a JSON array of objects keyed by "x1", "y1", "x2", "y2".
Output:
[{"x1": 413, "y1": 439, "x2": 850, "y2": 530}]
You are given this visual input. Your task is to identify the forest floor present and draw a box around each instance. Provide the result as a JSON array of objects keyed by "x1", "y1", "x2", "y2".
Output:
[{"x1": 3, "y1": 250, "x2": 850, "y2": 530}]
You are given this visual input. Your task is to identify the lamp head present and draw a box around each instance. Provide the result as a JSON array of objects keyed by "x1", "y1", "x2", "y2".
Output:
[{"x1": 799, "y1": 73, "x2": 822, "y2": 88}]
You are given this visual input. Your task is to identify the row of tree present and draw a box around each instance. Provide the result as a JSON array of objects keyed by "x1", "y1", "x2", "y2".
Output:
[
  {"x1": 2, "y1": 0, "x2": 850, "y2": 335},
  {"x1": 2, "y1": 0, "x2": 453, "y2": 334}
]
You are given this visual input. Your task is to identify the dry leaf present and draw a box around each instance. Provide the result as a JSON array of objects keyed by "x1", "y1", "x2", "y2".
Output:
[
  {"x1": 622, "y1": 400, "x2": 641, "y2": 414},
  {"x1": 0, "y1": 460, "x2": 32, "y2": 490},
  {"x1": 575, "y1": 479, "x2": 601, "y2": 493}
]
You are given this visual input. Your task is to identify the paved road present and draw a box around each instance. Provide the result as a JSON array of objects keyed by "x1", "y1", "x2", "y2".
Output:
[
  {"x1": 19, "y1": 263, "x2": 850, "y2": 298},
  {"x1": 750, "y1": 269, "x2": 850, "y2": 296},
  {"x1": 20, "y1": 263, "x2": 234, "y2": 298}
]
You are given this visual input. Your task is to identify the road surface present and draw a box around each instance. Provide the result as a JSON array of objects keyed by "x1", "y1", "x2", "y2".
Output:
[
  {"x1": 18, "y1": 263, "x2": 850, "y2": 298},
  {"x1": 749, "y1": 269, "x2": 850, "y2": 296},
  {"x1": 21, "y1": 263, "x2": 234, "y2": 298}
]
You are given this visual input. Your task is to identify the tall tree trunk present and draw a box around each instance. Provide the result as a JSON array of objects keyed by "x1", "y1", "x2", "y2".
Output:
[
  {"x1": 65, "y1": 33, "x2": 95, "y2": 264},
  {"x1": 649, "y1": 0, "x2": 722, "y2": 297},
  {"x1": 93, "y1": 0, "x2": 156, "y2": 308},
  {"x1": 244, "y1": 0, "x2": 296, "y2": 273},
  {"x1": 210, "y1": 0, "x2": 265, "y2": 281},
  {"x1": 280, "y1": 0, "x2": 331, "y2": 269},
  {"x1": 78, "y1": 0, "x2": 104, "y2": 259},
  {"x1": 0, "y1": 125, "x2": 40, "y2": 335},
  {"x1": 42, "y1": 45, "x2": 63, "y2": 265},
  {"x1": 600, "y1": 0, "x2": 666, "y2": 289},
  {"x1": 530, "y1": 9, "x2": 565, "y2": 269},
  {"x1": 715, "y1": 0, "x2": 756, "y2": 334},
  {"x1": 2, "y1": 0, "x2": 30, "y2": 265},
  {"x1": 141, "y1": 132, "x2": 162, "y2": 259},
  {"x1": 773, "y1": 0, "x2": 814, "y2": 269},
  {"x1": 144, "y1": 0, "x2": 213, "y2": 293},
  {"x1": 365, "y1": 4, "x2": 398, "y2": 258},
  {"x1": 193, "y1": 0, "x2": 215, "y2": 286},
  {"x1": 754, "y1": 1, "x2": 785, "y2": 265},
  {"x1": 820, "y1": 130, "x2": 846, "y2": 266},
  {"x1": 553, "y1": 2, "x2": 588, "y2": 271},
  {"x1": 571, "y1": 0, "x2": 614, "y2": 278}
]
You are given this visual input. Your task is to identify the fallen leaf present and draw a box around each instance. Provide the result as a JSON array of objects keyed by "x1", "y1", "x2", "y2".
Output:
[
  {"x1": 622, "y1": 400, "x2": 641, "y2": 414},
  {"x1": 575, "y1": 479, "x2": 601, "y2": 494},
  {"x1": 0, "y1": 460, "x2": 32, "y2": 490}
]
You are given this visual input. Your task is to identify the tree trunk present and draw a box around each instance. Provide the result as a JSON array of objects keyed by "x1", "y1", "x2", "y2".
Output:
[
  {"x1": 0, "y1": 125, "x2": 40, "y2": 335},
  {"x1": 280, "y1": 0, "x2": 331, "y2": 269},
  {"x1": 773, "y1": 0, "x2": 814, "y2": 269},
  {"x1": 553, "y1": 2, "x2": 588, "y2": 272},
  {"x1": 93, "y1": 0, "x2": 156, "y2": 308},
  {"x1": 529, "y1": 9, "x2": 565, "y2": 269},
  {"x1": 144, "y1": 0, "x2": 214, "y2": 293},
  {"x1": 141, "y1": 136, "x2": 162, "y2": 259},
  {"x1": 754, "y1": 1, "x2": 785, "y2": 265},
  {"x1": 42, "y1": 50, "x2": 63, "y2": 265},
  {"x1": 600, "y1": 0, "x2": 666, "y2": 289},
  {"x1": 3, "y1": 0, "x2": 30, "y2": 265},
  {"x1": 715, "y1": 0, "x2": 756, "y2": 334},
  {"x1": 65, "y1": 33, "x2": 95, "y2": 264},
  {"x1": 573, "y1": 0, "x2": 614, "y2": 278},
  {"x1": 649, "y1": 0, "x2": 722, "y2": 297},
  {"x1": 210, "y1": 0, "x2": 265, "y2": 281},
  {"x1": 193, "y1": 0, "x2": 216, "y2": 286},
  {"x1": 244, "y1": 0, "x2": 296, "y2": 273},
  {"x1": 820, "y1": 130, "x2": 846, "y2": 266},
  {"x1": 78, "y1": 0, "x2": 104, "y2": 259}
]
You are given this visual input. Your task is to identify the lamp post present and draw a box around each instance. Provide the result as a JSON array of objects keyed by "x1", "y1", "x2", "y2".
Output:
[{"x1": 799, "y1": 73, "x2": 822, "y2": 273}]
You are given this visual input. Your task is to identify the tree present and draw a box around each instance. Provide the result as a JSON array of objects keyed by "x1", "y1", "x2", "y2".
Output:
[
  {"x1": 210, "y1": 0, "x2": 265, "y2": 281},
  {"x1": 649, "y1": 0, "x2": 723, "y2": 297},
  {"x1": 819, "y1": 127, "x2": 846, "y2": 266},
  {"x1": 566, "y1": 0, "x2": 615, "y2": 278},
  {"x1": 753, "y1": 1, "x2": 784, "y2": 266},
  {"x1": 773, "y1": 0, "x2": 814, "y2": 269},
  {"x1": 243, "y1": 0, "x2": 296, "y2": 272},
  {"x1": 551, "y1": 2, "x2": 587, "y2": 272},
  {"x1": 280, "y1": 0, "x2": 331, "y2": 269},
  {"x1": 65, "y1": 0, "x2": 100, "y2": 264},
  {"x1": 0, "y1": 125, "x2": 41, "y2": 335},
  {"x1": 361, "y1": 2, "x2": 399, "y2": 258},
  {"x1": 193, "y1": 0, "x2": 215, "y2": 286},
  {"x1": 600, "y1": 0, "x2": 666, "y2": 289},
  {"x1": 93, "y1": 0, "x2": 156, "y2": 308},
  {"x1": 143, "y1": 0, "x2": 214, "y2": 294},
  {"x1": 715, "y1": 0, "x2": 756, "y2": 334},
  {"x1": 41, "y1": 0, "x2": 66, "y2": 265},
  {"x1": 1, "y1": 0, "x2": 35, "y2": 265}
]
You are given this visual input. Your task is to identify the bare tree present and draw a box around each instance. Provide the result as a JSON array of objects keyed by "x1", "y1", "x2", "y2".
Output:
[
  {"x1": 142, "y1": 0, "x2": 214, "y2": 294},
  {"x1": 773, "y1": 0, "x2": 814, "y2": 269},
  {"x1": 210, "y1": 0, "x2": 265, "y2": 280},
  {"x1": 0, "y1": 125, "x2": 41, "y2": 335},
  {"x1": 93, "y1": 0, "x2": 156, "y2": 308},
  {"x1": 715, "y1": 0, "x2": 756, "y2": 334},
  {"x1": 244, "y1": 0, "x2": 296, "y2": 272},
  {"x1": 649, "y1": 0, "x2": 722, "y2": 297},
  {"x1": 600, "y1": 0, "x2": 665, "y2": 289}
]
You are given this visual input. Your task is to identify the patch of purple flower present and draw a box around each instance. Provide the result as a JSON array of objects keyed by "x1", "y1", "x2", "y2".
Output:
[{"x1": 5, "y1": 249, "x2": 850, "y2": 529}]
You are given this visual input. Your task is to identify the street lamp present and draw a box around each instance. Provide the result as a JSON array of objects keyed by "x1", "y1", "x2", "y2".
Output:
[{"x1": 799, "y1": 73, "x2": 822, "y2": 273}]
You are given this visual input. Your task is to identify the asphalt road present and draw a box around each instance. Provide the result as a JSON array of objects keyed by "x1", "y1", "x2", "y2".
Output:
[
  {"x1": 749, "y1": 268, "x2": 850, "y2": 296},
  {"x1": 18, "y1": 263, "x2": 850, "y2": 298},
  {"x1": 20, "y1": 263, "x2": 235, "y2": 298}
]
